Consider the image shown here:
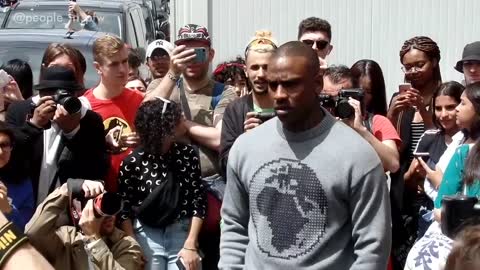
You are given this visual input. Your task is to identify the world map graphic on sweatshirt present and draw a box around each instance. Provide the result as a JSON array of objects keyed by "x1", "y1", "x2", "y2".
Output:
[{"x1": 250, "y1": 158, "x2": 329, "y2": 259}]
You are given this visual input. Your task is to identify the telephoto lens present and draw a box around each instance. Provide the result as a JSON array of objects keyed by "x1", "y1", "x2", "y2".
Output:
[
  {"x1": 441, "y1": 195, "x2": 479, "y2": 238},
  {"x1": 93, "y1": 192, "x2": 124, "y2": 218},
  {"x1": 54, "y1": 89, "x2": 82, "y2": 115}
]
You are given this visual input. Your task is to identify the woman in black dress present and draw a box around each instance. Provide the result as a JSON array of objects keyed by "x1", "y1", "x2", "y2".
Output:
[{"x1": 118, "y1": 98, "x2": 206, "y2": 270}]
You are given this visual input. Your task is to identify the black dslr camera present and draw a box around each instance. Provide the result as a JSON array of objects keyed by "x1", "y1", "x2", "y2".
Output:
[
  {"x1": 441, "y1": 195, "x2": 480, "y2": 238},
  {"x1": 68, "y1": 179, "x2": 123, "y2": 223},
  {"x1": 318, "y1": 88, "x2": 365, "y2": 119},
  {"x1": 53, "y1": 89, "x2": 82, "y2": 115}
]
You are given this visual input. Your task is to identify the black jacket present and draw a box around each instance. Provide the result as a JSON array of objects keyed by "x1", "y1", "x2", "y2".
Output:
[
  {"x1": 220, "y1": 94, "x2": 254, "y2": 177},
  {"x1": 6, "y1": 98, "x2": 109, "y2": 202}
]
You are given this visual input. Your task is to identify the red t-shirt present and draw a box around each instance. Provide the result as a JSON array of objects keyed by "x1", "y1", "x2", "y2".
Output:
[
  {"x1": 372, "y1": 115, "x2": 402, "y2": 148},
  {"x1": 83, "y1": 88, "x2": 144, "y2": 191}
]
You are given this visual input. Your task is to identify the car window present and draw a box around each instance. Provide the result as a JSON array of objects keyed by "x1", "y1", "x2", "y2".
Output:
[
  {"x1": 126, "y1": 13, "x2": 138, "y2": 48},
  {"x1": 6, "y1": 10, "x2": 123, "y2": 39},
  {"x1": 130, "y1": 7, "x2": 146, "y2": 49},
  {"x1": 0, "y1": 45, "x2": 99, "y2": 89}
]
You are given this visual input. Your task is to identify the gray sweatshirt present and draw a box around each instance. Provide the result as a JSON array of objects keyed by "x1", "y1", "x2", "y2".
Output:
[{"x1": 219, "y1": 112, "x2": 391, "y2": 270}]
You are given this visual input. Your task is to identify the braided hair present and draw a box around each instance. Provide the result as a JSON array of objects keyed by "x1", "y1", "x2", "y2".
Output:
[
  {"x1": 134, "y1": 98, "x2": 182, "y2": 154},
  {"x1": 399, "y1": 36, "x2": 442, "y2": 84}
]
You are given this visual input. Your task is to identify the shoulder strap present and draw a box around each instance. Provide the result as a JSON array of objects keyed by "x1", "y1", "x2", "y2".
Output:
[
  {"x1": 211, "y1": 82, "x2": 225, "y2": 109},
  {"x1": 177, "y1": 79, "x2": 192, "y2": 121}
]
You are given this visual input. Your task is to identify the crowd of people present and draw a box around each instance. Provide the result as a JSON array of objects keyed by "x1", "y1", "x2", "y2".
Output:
[{"x1": 0, "y1": 15, "x2": 478, "y2": 270}]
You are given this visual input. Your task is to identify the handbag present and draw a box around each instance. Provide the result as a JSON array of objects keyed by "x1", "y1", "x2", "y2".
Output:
[{"x1": 134, "y1": 170, "x2": 181, "y2": 228}]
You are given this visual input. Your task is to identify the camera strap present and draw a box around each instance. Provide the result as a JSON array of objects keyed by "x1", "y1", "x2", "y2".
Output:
[
  {"x1": 0, "y1": 222, "x2": 29, "y2": 268},
  {"x1": 177, "y1": 79, "x2": 192, "y2": 121}
]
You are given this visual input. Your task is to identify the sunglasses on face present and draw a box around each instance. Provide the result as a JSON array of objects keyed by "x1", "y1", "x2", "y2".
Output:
[{"x1": 301, "y1": 39, "x2": 329, "y2": 50}]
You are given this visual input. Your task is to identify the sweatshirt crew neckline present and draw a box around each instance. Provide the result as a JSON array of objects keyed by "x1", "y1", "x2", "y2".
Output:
[{"x1": 276, "y1": 108, "x2": 336, "y2": 142}]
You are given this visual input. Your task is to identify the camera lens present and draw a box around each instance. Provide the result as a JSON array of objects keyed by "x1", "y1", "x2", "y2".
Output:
[
  {"x1": 93, "y1": 192, "x2": 123, "y2": 218},
  {"x1": 60, "y1": 96, "x2": 82, "y2": 115},
  {"x1": 336, "y1": 100, "x2": 354, "y2": 119}
]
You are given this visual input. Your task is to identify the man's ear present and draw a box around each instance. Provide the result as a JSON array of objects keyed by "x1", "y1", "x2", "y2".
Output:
[
  {"x1": 93, "y1": 61, "x2": 102, "y2": 75},
  {"x1": 208, "y1": 48, "x2": 215, "y2": 62},
  {"x1": 326, "y1": 44, "x2": 333, "y2": 56}
]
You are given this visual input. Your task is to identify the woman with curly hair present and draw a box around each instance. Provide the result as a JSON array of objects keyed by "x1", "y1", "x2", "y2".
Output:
[{"x1": 118, "y1": 98, "x2": 206, "y2": 270}]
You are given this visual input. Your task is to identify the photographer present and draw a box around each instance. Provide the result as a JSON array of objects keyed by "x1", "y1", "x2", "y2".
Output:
[
  {"x1": 6, "y1": 66, "x2": 108, "y2": 205},
  {"x1": 322, "y1": 65, "x2": 401, "y2": 173},
  {"x1": 25, "y1": 180, "x2": 143, "y2": 270}
]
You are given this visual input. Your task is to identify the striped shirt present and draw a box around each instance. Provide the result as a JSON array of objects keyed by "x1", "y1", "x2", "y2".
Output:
[{"x1": 409, "y1": 122, "x2": 425, "y2": 161}]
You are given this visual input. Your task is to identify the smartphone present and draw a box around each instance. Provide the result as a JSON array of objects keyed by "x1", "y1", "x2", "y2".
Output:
[
  {"x1": 176, "y1": 258, "x2": 186, "y2": 270},
  {"x1": 398, "y1": 83, "x2": 411, "y2": 94},
  {"x1": 0, "y1": 69, "x2": 11, "y2": 89},
  {"x1": 193, "y1": 47, "x2": 207, "y2": 63},
  {"x1": 414, "y1": 152, "x2": 430, "y2": 163}
]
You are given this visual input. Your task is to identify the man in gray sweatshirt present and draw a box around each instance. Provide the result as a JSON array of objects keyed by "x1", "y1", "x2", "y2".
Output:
[{"x1": 219, "y1": 41, "x2": 392, "y2": 270}]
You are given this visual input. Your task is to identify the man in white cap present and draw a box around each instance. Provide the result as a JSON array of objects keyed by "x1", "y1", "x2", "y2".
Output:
[{"x1": 145, "y1": 39, "x2": 174, "y2": 92}]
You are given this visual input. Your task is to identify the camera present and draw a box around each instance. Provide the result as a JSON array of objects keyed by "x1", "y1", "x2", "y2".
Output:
[
  {"x1": 53, "y1": 89, "x2": 82, "y2": 115},
  {"x1": 318, "y1": 88, "x2": 365, "y2": 119},
  {"x1": 441, "y1": 195, "x2": 480, "y2": 238},
  {"x1": 68, "y1": 179, "x2": 123, "y2": 222}
]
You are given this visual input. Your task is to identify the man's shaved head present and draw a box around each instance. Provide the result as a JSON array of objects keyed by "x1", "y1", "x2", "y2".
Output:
[{"x1": 272, "y1": 41, "x2": 320, "y2": 77}]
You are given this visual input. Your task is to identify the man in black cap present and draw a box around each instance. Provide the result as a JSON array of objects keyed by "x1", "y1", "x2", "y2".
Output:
[
  {"x1": 455, "y1": 41, "x2": 480, "y2": 85},
  {"x1": 6, "y1": 66, "x2": 108, "y2": 205}
]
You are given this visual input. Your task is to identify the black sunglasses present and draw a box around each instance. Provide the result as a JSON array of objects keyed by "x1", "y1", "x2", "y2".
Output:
[{"x1": 301, "y1": 39, "x2": 329, "y2": 50}]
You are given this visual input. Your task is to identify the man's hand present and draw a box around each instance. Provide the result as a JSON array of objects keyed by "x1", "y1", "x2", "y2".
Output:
[
  {"x1": 68, "y1": 2, "x2": 81, "y2": 14},
  {"x1": 0, "y1": 182, "x2": 11, "y2": 214},
  {"x1": 79, "y1": 199, "x2": 103, "y2": 238},
  {"x1": 119, "y1": 132, "x2": 140, "y2": 148},
  {"x1": 82, "y1": 180, "x2": 104, "y2": 198},
  {"x1": 105, "y1": 126, "x2": 122, "y2": 152},
  {"x1": 169, "y1": 45, "x2": 196, "y2": 76},
  {"x1": 30, "y1": 96, "x2": 57, "y2": 128},
  {"x1": 3, "y1": 76, "x2": 23, "y2": 104},
  {"x1": 53, "y1": 105, "x2": 81, "y2": 133},
  {"x1": 244, "y1": 112, "x2": 262, "y2": 132},
  {"x1": 177, "y1": 248, "x2": 201, "y2": 270}
]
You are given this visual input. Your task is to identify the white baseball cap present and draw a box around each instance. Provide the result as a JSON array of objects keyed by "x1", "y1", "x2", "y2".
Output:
[{"x1": 145, "y1": 39, "x2": 174, "y2": 59}]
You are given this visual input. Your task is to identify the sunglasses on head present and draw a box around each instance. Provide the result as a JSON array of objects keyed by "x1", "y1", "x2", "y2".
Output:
[
  {"x1": 301, "y1": 39, "x2": 329, "y2": 50},
  {"x1": 155, "y1": 96, "x2": 171, "y2": 115}
]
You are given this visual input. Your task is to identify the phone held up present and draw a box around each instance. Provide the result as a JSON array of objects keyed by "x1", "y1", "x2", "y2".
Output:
[
  {"x1": 193, "y1": 47, "x2": 207, "y2": 63},
  {"x1": 414, "y1": 151, "x2": 430, "y2": 163},
  {"x1": 0, "y1": 69, "x2": 11, "y2": 112},
  {"x1": 398, "y1": 83, "x2": 411, "y2": 94}
]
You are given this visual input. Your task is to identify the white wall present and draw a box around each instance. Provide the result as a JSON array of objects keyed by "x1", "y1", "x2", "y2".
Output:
[{"x1": 171, "y1": 0, "x2": 480, "y2": 99}]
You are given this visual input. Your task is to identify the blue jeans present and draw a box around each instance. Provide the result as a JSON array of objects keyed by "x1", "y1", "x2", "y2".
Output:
[{"x1": 134, "y1": 218, "x2": 191, "y2": 270}]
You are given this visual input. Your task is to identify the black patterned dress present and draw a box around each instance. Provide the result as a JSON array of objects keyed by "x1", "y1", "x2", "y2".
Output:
[{"x1": 118, "y1": 142, "x2": 206, "y2": 223}]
